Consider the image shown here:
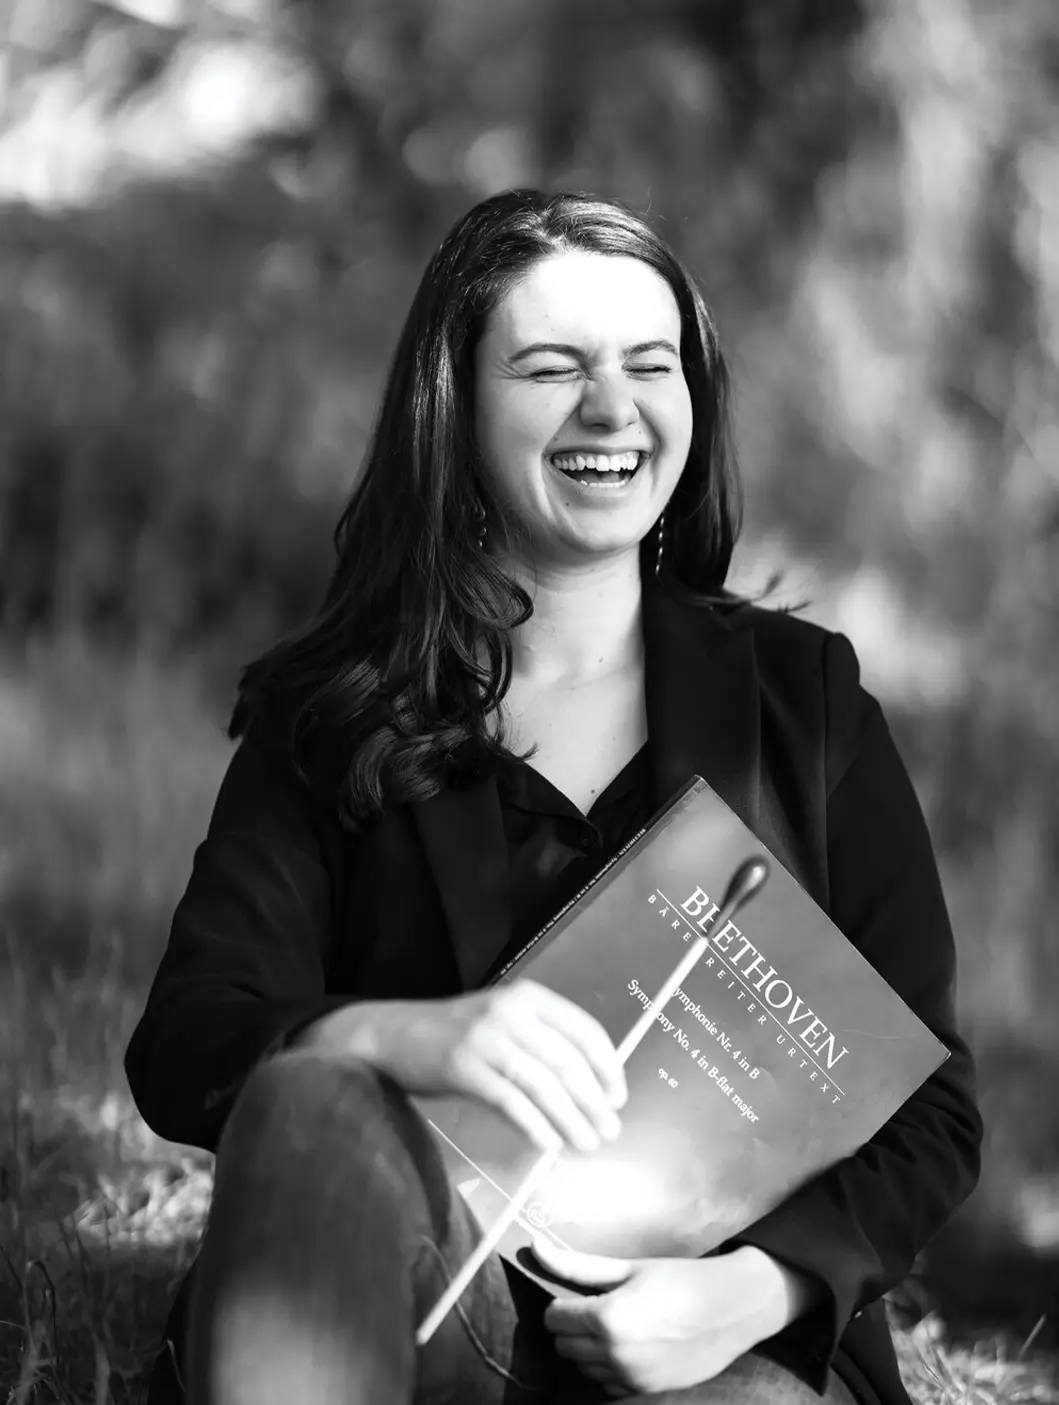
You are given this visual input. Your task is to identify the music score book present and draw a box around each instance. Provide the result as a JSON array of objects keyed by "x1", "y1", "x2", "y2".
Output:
[{"x1": 413, "y1": 774, "x2": 948, "y2": 1325}]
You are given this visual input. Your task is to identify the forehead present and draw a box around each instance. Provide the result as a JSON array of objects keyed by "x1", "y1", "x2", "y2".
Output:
[{"x1": 487, "y1": 251, "x2": 682, "y2": 348}]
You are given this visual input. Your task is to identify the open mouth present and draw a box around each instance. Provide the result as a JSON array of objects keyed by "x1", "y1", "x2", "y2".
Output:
[{"x1": 549, "y1": 450, "x2": 650, "y2": 486}]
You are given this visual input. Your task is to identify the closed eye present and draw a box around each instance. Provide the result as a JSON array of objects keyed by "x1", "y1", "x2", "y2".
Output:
[{"x1": 528, "y1": 363, "x2": 672, "y2": 381}]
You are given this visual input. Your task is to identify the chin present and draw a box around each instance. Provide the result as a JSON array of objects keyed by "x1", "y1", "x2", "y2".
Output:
[{"x1": 563, "y1": 532, "x2": 652, "y2": 561}]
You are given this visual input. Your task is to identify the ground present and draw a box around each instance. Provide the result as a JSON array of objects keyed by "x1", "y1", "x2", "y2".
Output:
[{"x1": 2, "y1": 1080, "x2": 1056, "y2": 1404}]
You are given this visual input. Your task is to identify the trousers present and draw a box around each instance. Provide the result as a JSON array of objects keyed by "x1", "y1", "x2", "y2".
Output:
[{"x1": 183, "y1": 1050, "x2": 859, "y2": 1404}]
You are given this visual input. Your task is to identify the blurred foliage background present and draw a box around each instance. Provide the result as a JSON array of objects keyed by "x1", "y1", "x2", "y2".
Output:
[{"x1": 1, "y1": 0, "x2": 1058, "y2": 1395}]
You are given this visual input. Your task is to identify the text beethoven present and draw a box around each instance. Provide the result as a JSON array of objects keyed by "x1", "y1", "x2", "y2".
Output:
[{"x1": 680, "y1": 888, "x2": 849, "y2": 1071}]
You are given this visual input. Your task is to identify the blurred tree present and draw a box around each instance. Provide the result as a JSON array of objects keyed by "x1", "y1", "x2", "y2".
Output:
[
  {"x1": 0, "y1": 0, "x2": 883, "y2": 648},
  {"x1": 0, "y1": 0, "x2": 1056, "y2": 1025}
]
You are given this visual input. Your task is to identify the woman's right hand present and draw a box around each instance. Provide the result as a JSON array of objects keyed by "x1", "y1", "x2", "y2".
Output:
[{"x1": 328, "y1": 981, "x2": 628, "y2": 1154}]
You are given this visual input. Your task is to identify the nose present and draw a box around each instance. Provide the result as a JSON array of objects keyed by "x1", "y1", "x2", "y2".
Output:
[{"x1": 577, "y1": 371, "x2": 639, "y2": 432}]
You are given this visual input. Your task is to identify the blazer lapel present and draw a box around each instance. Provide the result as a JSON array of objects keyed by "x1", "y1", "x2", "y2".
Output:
[
  {"x1": 642, "y1": 581, "x2": 761, "y2": 835},
  {"x1": 411, "y1": 778, "x2": 511, "y2": 990},
  {"x1": 412, "y1": 582, "x2": 763, "y2": 992}
]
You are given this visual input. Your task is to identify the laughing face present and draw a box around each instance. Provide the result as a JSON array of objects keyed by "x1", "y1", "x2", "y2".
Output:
[{"x1": 473, "y1": 250, "x2": 694, "y2": 571}]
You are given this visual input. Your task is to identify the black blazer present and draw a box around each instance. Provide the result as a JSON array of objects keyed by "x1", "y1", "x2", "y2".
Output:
[{"x1": 126, "y1": 579, "x2": 982, "y2": 1405}]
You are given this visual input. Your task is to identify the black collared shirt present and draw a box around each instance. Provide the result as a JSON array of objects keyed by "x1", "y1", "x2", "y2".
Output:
[{"x1": 486, "y1": 741, "x2": 655, "y2": 979}]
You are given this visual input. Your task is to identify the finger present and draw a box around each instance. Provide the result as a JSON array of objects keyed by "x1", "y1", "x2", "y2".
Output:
[
  {"x1": 485, "y1": 1030, "x2": 610, "y2": 1154},
  {"x1": 464, "y1": 1061, "x2": 564, "y2": 1153},
  {"x1": 524, "y1": 983, "x2": 629, "y2": 1109},
  {"x1": 508, "y1": 1018, "x2": 623, "y2": 1144},
  {"x1": 544, "y1": 1297, "x2": 607, "y2": 1336},
  {"x1": 513, "y1": 981, "x2": 627, "y2": 1110},
  {"x1": 532, "y1": 1237, "x2": 634, "y2": 1290},
  {"x1": 551, "y1": 1335, "x2": 612, "y2": 1365}
]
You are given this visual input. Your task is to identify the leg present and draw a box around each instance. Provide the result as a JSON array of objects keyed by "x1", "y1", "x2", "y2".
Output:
[
  {"x1": 183, "y1": 1050, "x2": 586, "y2": 1405},
  {"x1": 563, "y1": 1352, "x2": 861, "y2": 1404}
]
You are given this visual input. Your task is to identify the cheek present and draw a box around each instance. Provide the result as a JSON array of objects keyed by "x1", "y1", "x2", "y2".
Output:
[
  {"x1": 649, "y1": 381, "x2": 694, "y2": 453},
  {"x1": 672, "y1": 376, "x2": 695, "y2": 424},
  {"x1": 475, "y1": 395, "x2": 557, "y2": 510},
  {"x1": 481, "y1": 386, "x2": 566, "y2": 459}
]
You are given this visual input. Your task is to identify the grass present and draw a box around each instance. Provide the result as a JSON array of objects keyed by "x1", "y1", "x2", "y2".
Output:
[
  {"x1": 1, "y1": 636, "x2": 1058, "y2": 1403},
  {"x1": 3, "y1": 1032, "x2": 1056, "y2": 1405},
  {"x1": 0, "y1": 948, "x2": 205, "y2": 1405},
  {"x1": 892, "y1": 1320, "x2": 1055, "y2": 1405},
  {"x1": 0, "y1": 635, "x2": 227, "y2": 1403}
]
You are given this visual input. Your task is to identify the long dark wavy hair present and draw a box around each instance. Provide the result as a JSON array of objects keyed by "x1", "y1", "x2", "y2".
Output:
[{"x1": 231, "y1": 189, "x2": 745, "y2": 834}]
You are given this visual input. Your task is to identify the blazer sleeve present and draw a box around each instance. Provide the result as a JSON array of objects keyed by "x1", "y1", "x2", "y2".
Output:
[
  {"x1": 729, "y1": 631, "x2": 983, "y2": 1390},
  {"x1": 124, "y1": 720, "x2": 354, "y2": 1152}
]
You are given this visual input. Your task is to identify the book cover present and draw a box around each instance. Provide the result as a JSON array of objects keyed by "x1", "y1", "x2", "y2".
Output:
[{"x1": 413, "y1": 775, "x2": 949, "y2": 1287}]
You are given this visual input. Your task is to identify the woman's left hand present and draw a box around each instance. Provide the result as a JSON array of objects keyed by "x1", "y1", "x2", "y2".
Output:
[{"x1": 533, "y1": 1237, "x2": 815, "y2": 1398}]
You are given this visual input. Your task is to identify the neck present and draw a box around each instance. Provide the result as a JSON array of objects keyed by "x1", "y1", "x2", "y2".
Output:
[{"x1": 503, "y1": 549, "x2": 646, "y2": 684}]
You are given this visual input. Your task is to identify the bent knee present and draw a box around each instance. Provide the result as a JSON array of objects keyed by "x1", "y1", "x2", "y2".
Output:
[
  {"x1": 210, "y1": 1050, "x2": 453, "y2": 1239},
  {"x1": 218, "y1": 1053, "x2": 444, "y2": 1197},
  {"x1": 222, "y1": 1050, "x2": 391, "y2": 1152}
]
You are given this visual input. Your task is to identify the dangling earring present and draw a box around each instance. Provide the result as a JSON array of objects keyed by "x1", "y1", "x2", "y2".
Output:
[
  {"x1": 654, "y1": 510, "x2": 666, "y2": 577},
  {"x1": 472, "y1": 496, "x2": 487, "y2": 549}
]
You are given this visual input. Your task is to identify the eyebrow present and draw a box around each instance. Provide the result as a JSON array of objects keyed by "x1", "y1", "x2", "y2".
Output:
[{"x1": 508, "y1": 339, "x2": 680, "y2": 363}]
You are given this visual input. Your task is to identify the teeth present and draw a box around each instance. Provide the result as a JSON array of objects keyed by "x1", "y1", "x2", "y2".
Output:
[{"x1": 551, "y1": 452, "x2": 642, "y2": 473}]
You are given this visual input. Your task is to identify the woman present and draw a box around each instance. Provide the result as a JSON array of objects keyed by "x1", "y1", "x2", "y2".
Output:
[{"x1": 126, "y1": 189, "x2": 982, "y2": 1405}]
